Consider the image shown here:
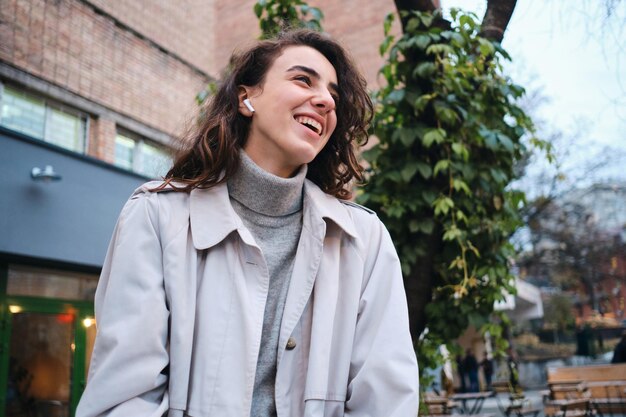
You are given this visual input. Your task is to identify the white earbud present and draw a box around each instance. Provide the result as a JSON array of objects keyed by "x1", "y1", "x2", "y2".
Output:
[{"x1": 243, "y1": 98, "x2": 255, "y2": 113}]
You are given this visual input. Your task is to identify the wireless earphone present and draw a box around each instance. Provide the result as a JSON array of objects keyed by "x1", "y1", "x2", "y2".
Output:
[{"x1": 243, "y1": 98, "x2": 255, "y2": 113}]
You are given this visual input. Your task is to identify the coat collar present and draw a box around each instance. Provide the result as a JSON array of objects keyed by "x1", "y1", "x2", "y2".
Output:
[{"x1": 189, "y1": 179, "x2": 357, "y2": 250}]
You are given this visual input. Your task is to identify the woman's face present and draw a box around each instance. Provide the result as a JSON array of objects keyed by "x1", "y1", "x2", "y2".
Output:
[{"x1": 239, "y1": 45, "x2": 338, "y2": 178}]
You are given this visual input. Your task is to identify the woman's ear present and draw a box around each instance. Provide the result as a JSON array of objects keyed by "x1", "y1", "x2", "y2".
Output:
[{"x1": 238, "y1": 86, "x2": 256, "y2": 117}]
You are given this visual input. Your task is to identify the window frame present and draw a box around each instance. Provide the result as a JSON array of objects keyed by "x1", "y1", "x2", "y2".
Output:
[
  {"x1": 0, "y1": 82, "x2": 89, "y2": 153},
  {"x1": 115, "y1": 129, "x2": 172, "y2": 178}
]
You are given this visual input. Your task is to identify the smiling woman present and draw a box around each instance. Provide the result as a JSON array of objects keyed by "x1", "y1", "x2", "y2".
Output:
[{"x1": 76, "y1": 30, "x2": 419, "y2": 417}]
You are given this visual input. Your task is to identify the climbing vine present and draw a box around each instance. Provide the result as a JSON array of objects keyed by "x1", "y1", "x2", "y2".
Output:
[{"x1": 359, "y1": 9, "x2": 549, "y2": 383}]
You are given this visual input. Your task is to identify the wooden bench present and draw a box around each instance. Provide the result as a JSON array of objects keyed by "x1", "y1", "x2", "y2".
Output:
[
  {"x1": 422, "y1": 392, "x2": 460, "y2": 416},
  {"x1": 546, "y1": 364, "x2": 626, "y2": 416},
  {"x1": 545, "y1": 398, "x2": 597, "y2": 417}
]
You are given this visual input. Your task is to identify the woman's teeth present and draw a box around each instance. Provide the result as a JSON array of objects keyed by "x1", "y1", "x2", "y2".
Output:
[{"x1": 295, "y1": 116, "x2": 322, "y2": 135}]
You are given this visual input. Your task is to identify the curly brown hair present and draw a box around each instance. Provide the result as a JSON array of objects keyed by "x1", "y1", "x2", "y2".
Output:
[{"x1": 161, "y1": 29, "x2": 372, "y2": 199}]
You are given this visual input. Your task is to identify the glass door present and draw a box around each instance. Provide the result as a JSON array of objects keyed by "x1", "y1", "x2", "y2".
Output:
[{"x1": 0, "y1": 297, "x2": 94, "y2": 417}]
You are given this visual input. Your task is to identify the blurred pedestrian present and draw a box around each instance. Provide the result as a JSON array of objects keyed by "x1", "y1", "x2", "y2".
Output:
[
  {"x1": 456, "y1": 354, "x2": 467, "y2": 393},
  {"x1": 464, "y1": 349, "x2": 479, "y2": 393},
  {"x1": 480, "y1": 354, "x2": 494, "y2": 390}
]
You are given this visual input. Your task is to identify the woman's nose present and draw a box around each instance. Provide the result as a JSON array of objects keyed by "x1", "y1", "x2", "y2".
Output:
[{"x1": 312, "y1": 89, "x2": 335, "y2": 113}]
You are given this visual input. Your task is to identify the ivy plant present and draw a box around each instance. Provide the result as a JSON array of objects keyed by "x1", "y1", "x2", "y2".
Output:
[
  {"x1": 254, "y1": 0, "x2": 323, "y2": 38},
  {"x1": 358, "y1": 8, "x2": 548, "y2": 386}
]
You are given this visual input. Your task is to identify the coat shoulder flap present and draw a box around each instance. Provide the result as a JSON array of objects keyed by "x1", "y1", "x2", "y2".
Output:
[{"x1": 340, "y1": 200, "x2": 376, "y2": 215}]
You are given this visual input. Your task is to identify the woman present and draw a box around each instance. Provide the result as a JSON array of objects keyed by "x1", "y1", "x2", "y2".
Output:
[{"x1": 77, "y1": 30, "x2": 418, "y2": 417}]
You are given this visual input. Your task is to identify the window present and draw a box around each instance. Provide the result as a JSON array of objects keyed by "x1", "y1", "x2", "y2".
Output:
[
  {"x1": 7, "y1": 264, "x2": 98, "y2": 301},
  {"x1": 0, "y1": 85, "x2": 87, "y2": 152},
  {"x1": 115, "y1": 131, "x2": 172, "y2": 178}
]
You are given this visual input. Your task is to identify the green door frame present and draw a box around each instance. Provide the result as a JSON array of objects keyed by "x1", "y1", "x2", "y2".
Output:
[{"x1": 0, "y1": 294, "x2": 94, "y2": 417}]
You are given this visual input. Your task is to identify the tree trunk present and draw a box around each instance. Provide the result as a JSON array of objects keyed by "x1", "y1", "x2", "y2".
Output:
[
  {"x1": 480, "y1": 0, "x2": 518, "y2": 43},
  {"x1": 406, "y1": 226, "x2": 441, "y2": 338}
]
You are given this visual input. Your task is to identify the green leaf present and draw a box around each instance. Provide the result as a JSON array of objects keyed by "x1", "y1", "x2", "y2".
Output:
[
  {"x1": 452, "y1": 178, "x2": 471, "y2": 195},
  {"x1": 380, "y1": 35, "x2": 394, "y2": 56},
  {"x1": 413, "y1": 94, "x2": 433, "y2": 113},
  {"x1": 419, "y1": 13, "x2": 434, "y2": 27},
  {"x1": 478, "y1": 38, "x2": 495, "y2": 56},
  {"x1": 383, "y1": 12, "x2": 394, "y2": 36},
  {"x1": 443, "y1": 225, "x2": 462, "y2": 241},
  {"x1": 480, "y1": 127, "x2": 499, "y2": 150},
  {"x1": 416, "y1": 162, "x2": 432, "y2": 179},
  {"x1": 497, "y1": 133, "x2": 514, "y2": 152},
  {"x1": 309, "y1": 7, "x2": 323, "y2": 21},
  {"x1": 451, "y1": 142, "x2": 469, "y2": 160},
  {"x1": 434, "y1": 105, "x2": 457, "y2": 125},
  {"x1": 405, "y1": 17, "x2": 421, "y2": 33},
  {"x1": 400, "y1": 128, "x2": 417, "y2": 146},
  {"x1": 254, "y1": 2, "x2": 264, "y2": 17},
  {"x1": 418, "y1": 219, "x2": 435, "y2": 234},
  {"x1": 361, "y1": 144, "x2": 381, "y2": 162},
  {"x1": 414, "y1": 34, "x2": 431, "y2": 50},
  {"x1": 414, "y1": 62, "x2": 436, "y2": 79},
  {"x1": 387, "y1": 171, "x2": 402, "y2": 183},
  {"x1": 401, "y1": 162, "x2": 420, "y2": 182},
  {"x1": 433, "y1": 159, "x2": 449, "y2": 176},
  {"x1": 433, "y1": 196, "x2": 454, "y2": 216},
  {"x1": 426, "y1": 44, "x2": 453, "y2": 56},
  {"x1": 386, "y1": 89, "x2": 405, "y2": 103},
  {"x1": 422, "y1": 190, "x2": 437, "y2": 205},
  {"x1": 422, "y1": 128, "x2": 446, "y2": 147},
  {"x1": 490, "y1": 168, "x2": 507, "y2": 184}
]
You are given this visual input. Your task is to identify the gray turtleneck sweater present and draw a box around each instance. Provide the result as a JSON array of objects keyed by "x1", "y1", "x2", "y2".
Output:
[{"x1": 227, "y1": 152, "x2": 306, "y2": 417}]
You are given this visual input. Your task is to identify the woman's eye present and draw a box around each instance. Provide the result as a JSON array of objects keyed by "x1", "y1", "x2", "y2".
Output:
[{"x1": 294, "y1": 75, "x2": 311, "y2": 85}]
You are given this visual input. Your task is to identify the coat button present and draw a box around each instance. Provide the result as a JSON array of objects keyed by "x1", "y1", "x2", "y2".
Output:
[{"x1": 286, "y1": 337, "x2": 297, "y2": 350}]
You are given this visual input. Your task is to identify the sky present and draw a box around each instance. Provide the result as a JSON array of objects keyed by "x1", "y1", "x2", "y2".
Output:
[{"x1": 441, "y1": 0, "x2": 626, "y2": 184}]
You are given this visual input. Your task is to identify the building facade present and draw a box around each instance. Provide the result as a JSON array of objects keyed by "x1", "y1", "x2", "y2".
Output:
[
  {"x1": 1, "y1": 0, "x2": 212, "y2": 414},
  {"x1": 0, "y1": 0, "x2": 395, "y2": 415}
]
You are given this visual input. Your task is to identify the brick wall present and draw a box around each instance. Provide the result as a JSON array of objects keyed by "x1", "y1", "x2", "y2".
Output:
[
  {"x1": 1, "y1": 0, "x2": 403, "y2": 164},
  {"x1": 212, "y1": 0, "x2": 399, "y2": 89},
  {"x1": 0, "y1": 0, "x2": 210, "y2": 138},
  {"x1": 87, "y1": 0, "x2": 216, "y2": 75},
  {"x1": 88, "y1": 116, "x2": 116, "y2": 162}
]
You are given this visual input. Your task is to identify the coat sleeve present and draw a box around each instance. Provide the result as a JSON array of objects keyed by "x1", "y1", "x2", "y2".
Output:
[
  {"x1": 76, "y1": 190, "x2": 170, "y2": 417},
  {"x1": 345, "y1": 216, "x2": 419, "y2": 416}
]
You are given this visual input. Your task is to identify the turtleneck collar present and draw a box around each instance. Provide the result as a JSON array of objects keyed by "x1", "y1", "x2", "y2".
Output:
[{"x1": 227, "y1": 151, "x2": 307, "y2": 217}]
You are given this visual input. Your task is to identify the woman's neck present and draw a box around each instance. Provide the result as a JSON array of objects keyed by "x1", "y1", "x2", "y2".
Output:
[{"x1": 227, "y1": 151, "x2": 306, "y2": 216}]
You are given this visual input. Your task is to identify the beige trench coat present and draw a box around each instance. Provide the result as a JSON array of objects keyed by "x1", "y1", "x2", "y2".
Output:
[{"x1": 76, "y1": 179, "x2": 419, "y2": 417}]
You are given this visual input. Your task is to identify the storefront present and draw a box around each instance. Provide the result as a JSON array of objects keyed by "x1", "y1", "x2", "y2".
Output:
[
  {"x1": 0, "y1": 264, "x2": 96, "y2": 416},
  {"x1": 0, "y1": 128, "x2": 146, "y2": 416}
]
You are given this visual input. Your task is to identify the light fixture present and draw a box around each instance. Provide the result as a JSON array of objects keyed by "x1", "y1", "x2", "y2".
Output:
[
  {"x1": 8, "y1": 305, "x2": 22, "y2": 314},
  {"x1": 31, "y1": 165, "x2": 62, "y2": 181},
  {"x1": 83, "y1": 317, "x2": 95, "y2": 328}
]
